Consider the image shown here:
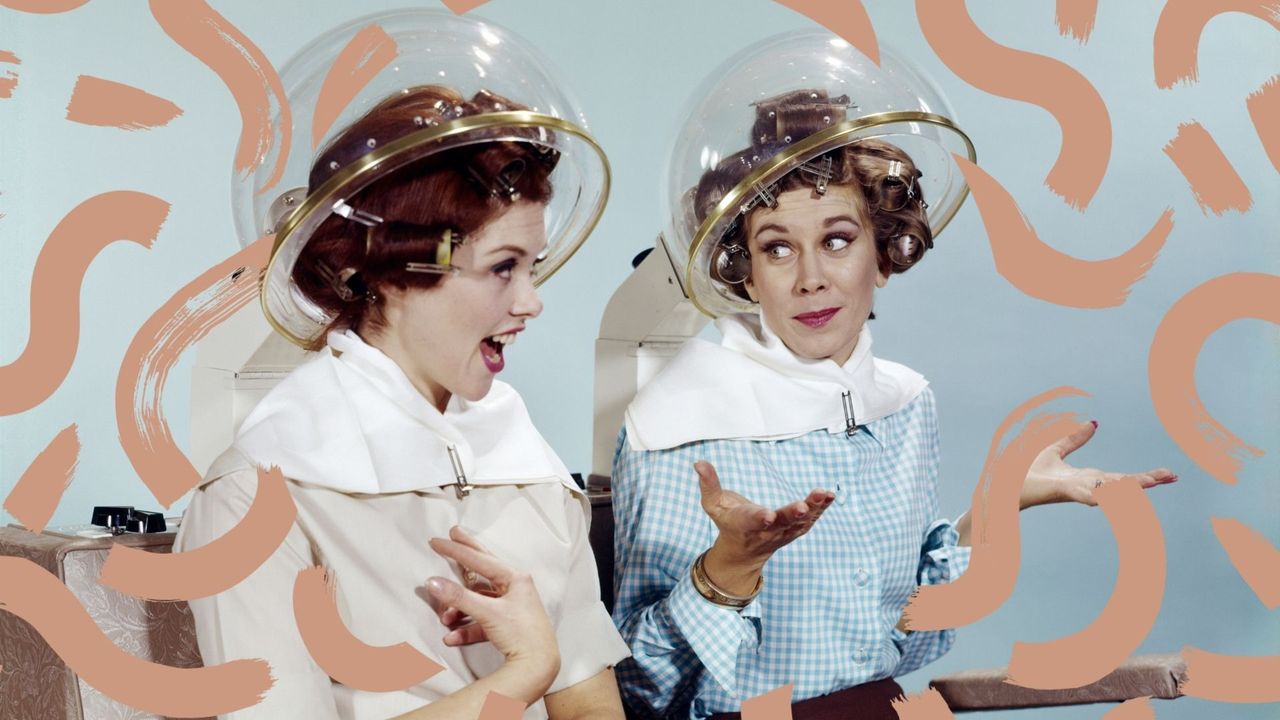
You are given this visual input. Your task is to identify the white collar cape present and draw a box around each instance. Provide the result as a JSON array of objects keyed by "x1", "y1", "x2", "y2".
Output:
[
  {"x1": 624, "y1": 313, "x2": 928, "y2": 451},
  {"x1": 231, "y1": 329, "x2": 576, "y2": 495}
]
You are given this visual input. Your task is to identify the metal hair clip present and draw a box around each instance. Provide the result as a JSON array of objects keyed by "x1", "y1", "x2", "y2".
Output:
[
  {"x1": 467, "y1": 158, "x2": 526, "y2": 200},
  {"x1": 315, "y1": 260, "x2": 367, "y2": 303},
  {"x1": 332, "y1": 199, "x2": 384, "y2": 227},
  {"x1": 798, "y1": 155, "x2": 835, "y2": 195},
  {"x1": 405, "y1": 228, "x2": 467, "y2": 275},
  {"x1": 748, "y1": 180, "x2": 778, "y2": 210}
]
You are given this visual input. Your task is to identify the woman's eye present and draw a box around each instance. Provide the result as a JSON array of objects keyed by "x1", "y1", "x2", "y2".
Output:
[
  {"x1": 492, "y1": 259, "x2": 517, "y2": 279},
  {"x1": 764, "y1": 242, "x2": 793, "y2": 259},
  {"x1": 824, "y1": 234, "x2": 852, "y2": 251}
]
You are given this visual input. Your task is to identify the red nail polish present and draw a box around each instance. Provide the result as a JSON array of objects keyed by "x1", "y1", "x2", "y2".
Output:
[{"x1": 1090, "y1": 420, "x2": 1098, "y2": 428}]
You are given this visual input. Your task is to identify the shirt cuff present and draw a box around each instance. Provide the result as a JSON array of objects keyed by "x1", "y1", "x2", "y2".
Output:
[
  {"x1": 549, "y1": 599, "x2": 632, "y2": 694},
  {"x1": 920, "y1": 518, "x2": 972, "y2": 586},
  {"x1": 663, "y1": 566, "x2": 758, "y2": 698}
]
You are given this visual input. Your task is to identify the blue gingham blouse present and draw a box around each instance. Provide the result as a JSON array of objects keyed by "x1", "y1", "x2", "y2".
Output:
[{"x1": 610, "y1": 386, "x2": 971, "y2": 719}]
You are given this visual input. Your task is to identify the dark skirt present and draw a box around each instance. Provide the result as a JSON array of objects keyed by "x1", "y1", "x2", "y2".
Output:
[{"x1": 707, "y1": 678, "x2": 906, "y2": 720}]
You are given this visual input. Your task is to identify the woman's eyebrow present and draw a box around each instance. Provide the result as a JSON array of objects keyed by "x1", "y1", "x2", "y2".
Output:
[
  {"x1": 483, "y1": 244, "x2": 529, "y2": 258},
  {"x1": 823, "y1": 215, "x2": 859, "y2": 227},
  {"x1": 753, "y1": 222, "x2": 790, "y2": 236}
]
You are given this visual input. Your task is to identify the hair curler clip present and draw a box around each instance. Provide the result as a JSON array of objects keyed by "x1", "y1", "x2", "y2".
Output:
[
  {"x1": 467, "y1": 158, "x2": 526, "y2": 200},
  {"x1": 332, "y1": 199, "x2": 384, "y2": 227},
  {"x1": 405, "y1": 227, "x2": 468, "y2": 275},
  {"x1": 315, "y1": 260, "x2": 369, "y2": 302},
  {"x1": 798, "y1": 155, "x2": 835, "y2": 195}
]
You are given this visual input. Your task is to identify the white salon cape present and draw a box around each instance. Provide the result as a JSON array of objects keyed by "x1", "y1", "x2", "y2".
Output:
[{"x1": 175, "y1": 330, "x2": 628, "y2": 720}]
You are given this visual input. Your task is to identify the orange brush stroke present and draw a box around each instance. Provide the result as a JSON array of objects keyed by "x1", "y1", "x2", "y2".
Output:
[
  {"x1": 441, "y1": 0, "x2": 492, "y2": 13},
  {"x1": 65, "y1": 75, "x2": 183, "y2": 130},
  {"x1": 1179, "y1": 646, "x2": 1280, "y2": 702},
  {"x1": 773, "y1": 0, "x2": 879, "y2": 64},
  {"x1": 1163, "y1": 122, "x2": 1252, "y2": 215},
  {"x1": 312, "y1": 24, "x2": 399, "y2": 149},
  {"x1": 1154, "y1": 0, "x2": 1280, "y2": 89},
  {"x1": 742, "y1": 684, "x2": 793, "y2": 719},
  {"x1": 0, "y1": 556, "x2": 273, "y2": 716},
  {"x1": 904, "y1": 387, "x2": 1089, "y2": 630},
  {"x1": 115, "y1": 236, "x2": 272, "y2": 508},
  {"x1": 1148, "y1": 272, "x2": 1274, "y2": 485},
  {"x1": 1210, "y1": 517, "x2": 1280, "y2": 609},
  {"x1": 0, "y1": 0, "x2": 89, "y2": 12},
  {"x1": 0, "y1": 191, "x2": 169, "y2": 416},
  {"x1": 1103, "y1": 697, "x2": 1155, "y2": 719},
  {"x1": 477, "y1": 692, "x2": 525, "y2": 720},
  {"x1": 917, "y1": 0, "x2": 1111, "y2": 209},
  {"x1": 0, "y1": 49, "x2": 18, "y2": 99},
  {"x1": 956, "y1": 155, "x2": 1172, "y2": 308},
  {"x1": 1247, "y1": 75, "x2": 1280, "y2": 173},
  {"x1": 99, "y1": 466, "x2": 295, "y2": 600},
  {"x1": 293, "y1": 566, "x2": 443, "y2": 691},
  {"x1": 1056, "y1": 0, "x2": 1100, "y2": 43},
  {"x1": 149, "y1": 0, "x2": 290, "y2": 196},
  {"x1": 891, "y1": 688, "x2": 955, "y2": 719},
  {"x1": 2, "y1": 424, "x2": 79, "y2": 534},
  {"x1": 1007, "y1": 479, "x2": 1166, "y2": 689}
]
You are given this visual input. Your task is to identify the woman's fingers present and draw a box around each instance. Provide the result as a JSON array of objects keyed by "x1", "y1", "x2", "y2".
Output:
[
  {"x1": 1051, "y1": 420, "x2": 1097, "y2": 459},
  {"x1": 448, "y1": 526, "x2": 492, "y2": 554},
  {"x1": 426, "y1": 576, "x2": 490, "y2": 620},
  {"x1": 695, "y1": 460, "x2": 724, "y2": 512},
  {"x1": 428, "y1": 537, "x2": 513, "y2": 586},
  {"x1": 443, "y1": 622, "x2": 488, "y2": 647}
]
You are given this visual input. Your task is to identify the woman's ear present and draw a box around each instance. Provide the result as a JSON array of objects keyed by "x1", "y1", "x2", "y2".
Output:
[
  {"x1": 875, "y1": 268, "x2": 889, "y2": 289},
  {"x1": 743, "y1": 272, "x2": 758, "y2": 303}
]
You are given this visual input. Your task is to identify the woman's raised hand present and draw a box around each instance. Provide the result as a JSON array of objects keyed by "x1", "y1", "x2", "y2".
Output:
[
  {"x1": 426, "y1": 527, "x2": 560, "y2": 688},
  {"x1": 1021, "y1": 421, "x2": 1178, "y2": 509},
  {"x1": 696, "y1": 460, "x2": 835, "y2": 594}
]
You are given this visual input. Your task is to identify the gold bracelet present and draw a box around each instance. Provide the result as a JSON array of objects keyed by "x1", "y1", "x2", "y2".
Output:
[{"x1": 690, "y1": 551, "x2": 762, "y2": 610}]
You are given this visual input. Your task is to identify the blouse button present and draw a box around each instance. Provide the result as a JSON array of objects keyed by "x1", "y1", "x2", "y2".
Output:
[
  {"x1": 853, "y1": 647, "x2": 870, "y2": 665},
  {"x1": 854, "y1": 568, "x2": 870, "y2": 587}
]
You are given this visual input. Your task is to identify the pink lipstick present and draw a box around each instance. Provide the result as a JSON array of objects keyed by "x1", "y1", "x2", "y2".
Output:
[{"x1": 793, "y1": 307, "x2": 840, "y2": 328}]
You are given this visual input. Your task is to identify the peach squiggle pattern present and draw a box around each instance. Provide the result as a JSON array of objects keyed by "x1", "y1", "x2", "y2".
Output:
[
  {"x1": 0, "y1": 0, "x2": 89, "y2": 12},
  {"x1": 312, "y1": 24, "x2": 399, "y2": 149},
  {"x1": 1102, "y1": 697, "x2": 1155, "y2": 719},
  {"x1": 99, "y1": 466, "x2": 295, "y2": 601},
  {"x1": 0, "y1": 50, "x2": 19, "y2": 98},
  {"x1": 148, "y1": 0, "x2": 291, "y2": 196},
  {"x1": 742, "y1": 684, "x2": 792, "y2": 719},
  {"x1": 1210, "y1": 517, "x2": 1280, "y2": 610},
  {"x1": 1153, "y1": 0, "x2": 1280, "y2": 89},
  {"x1": 293, "y1": 566, "x2": 443, "y2": 691},
  {"x1": 955, "y1": 155, "x2": 1173, "y2": 308},
  {"x1": 65, "y1": 75, "x2": 184, "y2": 130},
  {"x1": 891, "y1": 688, "x2": 956, "y2": 719},
  {"x1": 1247, "y1": 75, "x2": 1280, "y2": 173},
  {"x1": 115, "y1": 236, "x2": 272, "y2": 508},
  {"x1": 1006, "y1": 479, "x2": 1166, "y2": 689},
  {"x1": 2, "y1": 423, "x2": 79, "y2": 534},
  {"x1": 1148, "y1": 272, "x2": 1274, "y2": 485},
  {"x1": 0, "y1": 191, "x2": 169, "y2": 416},
  {"x1": 0, "y1": 556, "x2": 273, "y2": 716},
  {"x1": 441, "y1": 0, "x2": 493, "y2": 13},
  {"x1": 1162, "y1": 122, "x2": 1252, "y2": 215},
  {"x1": 1179, "y1": 646, "x2": 1280, "y2": 702},
  {"x1": 477, "y1": 692, "x2": 525, "y2": 720},
  {"x1": 918, "y1": 0, "x2": 1111, "y2": 209},
  {"x1": 903, "y1": 387, "x2": 1089, "y2": 630},
  {"x1": 774, "y1": 0, "x2": 880, "y2": 64},
  {"x1": 1055, "y1": 0, "x2": 1100, "y2": 43}
]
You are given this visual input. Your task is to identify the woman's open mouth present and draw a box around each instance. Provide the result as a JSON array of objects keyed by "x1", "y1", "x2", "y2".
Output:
[
  {"x1": 793, "y1": 308, "x2": 840, "y2": 328},
  {"x1": 480, "y1": 332, "x2": 518, "y2": 373}
]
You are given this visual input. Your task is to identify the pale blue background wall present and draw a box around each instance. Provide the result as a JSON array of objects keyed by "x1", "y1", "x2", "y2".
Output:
[{"x1": 2, "y1": 1, "x2": 1276, "y2": 717}]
